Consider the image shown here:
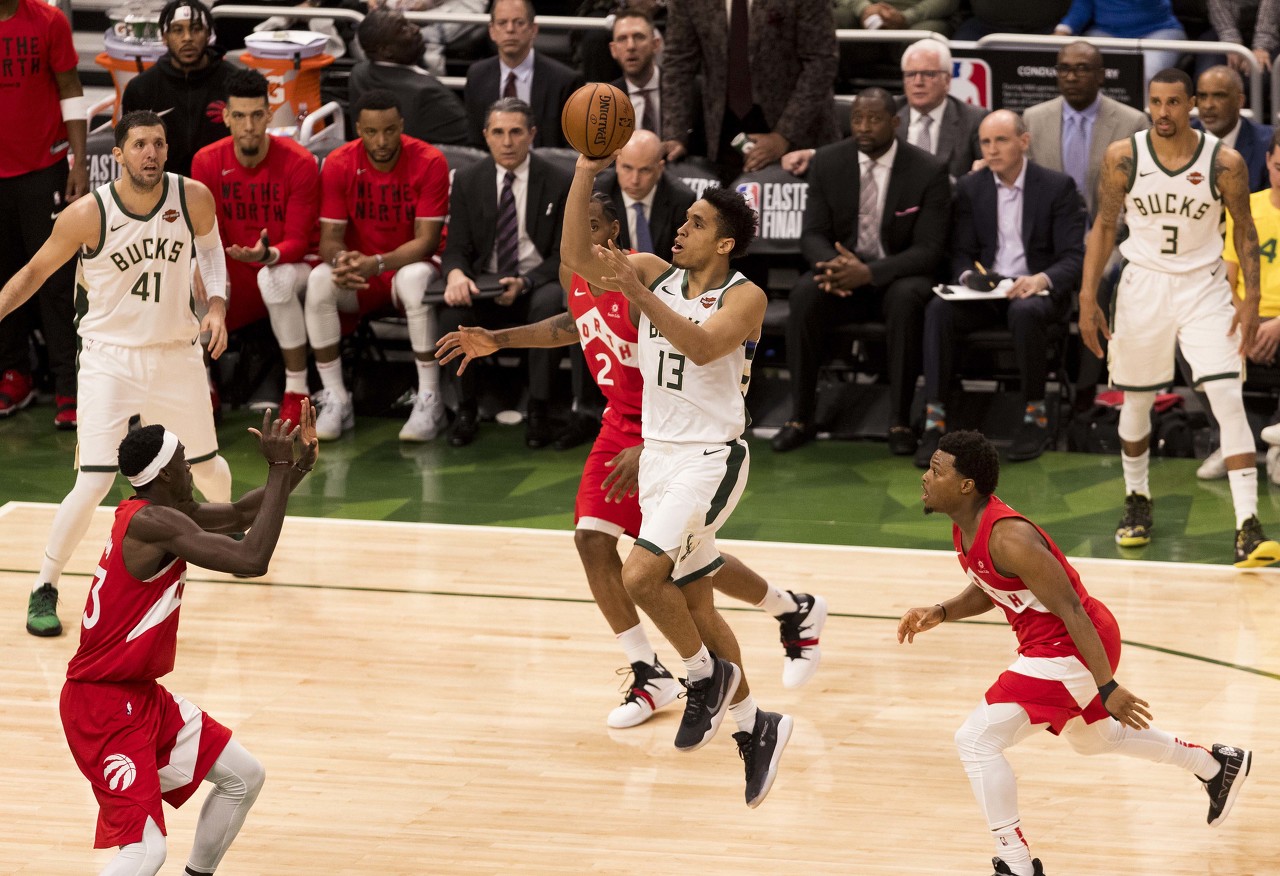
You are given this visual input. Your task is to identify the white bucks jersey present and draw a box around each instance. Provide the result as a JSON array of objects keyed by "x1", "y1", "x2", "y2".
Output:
[
  {"x1": 639, "y1": 267, "x2": 758, "y2": 444},
  {"x1": 76, "y1": 173, "x2": 199, "y2": 346},
  {"x1": 1120, "y1": 130, "x2": 1224, "y2": 273}
]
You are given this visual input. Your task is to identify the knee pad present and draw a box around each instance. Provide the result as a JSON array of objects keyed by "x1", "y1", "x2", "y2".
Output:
[
  {"x1": 390, "y1": 262, "x2": 437, "y2": 313},
  {"x1": 257, "y1": 262, "x2": 310, "y2": 306},
  {"x1": 1118, "y1": 390, "x2": 1156, "y2": 443},
  {"x1": 1062, "y1": 717, "x2": 1123, "y2": 756},
  {"x1": 954, "y1": 700, "x2": 1029, "y2": 764},
  {"x1": 305, "y1": 263, "x2": 338, "y2": 309},
  {"x1": 1203, "y1": 378, "x2": 1253, "y2": 457}
]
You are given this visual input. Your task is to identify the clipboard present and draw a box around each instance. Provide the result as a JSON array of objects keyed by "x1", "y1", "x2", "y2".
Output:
[
  {"x1": 932, "y1": 280, "x2": 1049, "y2": 301},
  {"x1": 424, "y1": 273, "x2": 509, "y2": 304}
]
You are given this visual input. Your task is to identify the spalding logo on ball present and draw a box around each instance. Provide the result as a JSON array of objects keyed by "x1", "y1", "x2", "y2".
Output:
[{"x1": 562, "y1": 83, "x2": 636, "y2": 159}]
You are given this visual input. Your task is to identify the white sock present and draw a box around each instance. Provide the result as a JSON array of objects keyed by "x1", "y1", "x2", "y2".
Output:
[
  {"x1": 728, "y1": 694, "x2": 758, "y2": 733},
  {"x1": 756, "y1": 586, "x2": 798, "y2": 617},
  {"x1": 1227, "y1": 466, "x2": 1259, "y2": 529},
  {"x1": 991, "y1": 818, "x2": 1034, "y2": 876},
  {"x1": 416, "y1": 358, "x2": 439, "y2": 396},
  {"x1": 1121, "y1": 449, "x2": 1150, "y2": 497},
  {"x1": 284, "y1": 367, "x2": 308, "y2": 395},
  {"x1": 682, "y1": 644, "x2": 713, "y2": 681},
  {"x1": 616, "y1": 623, "x2": 656, "y2": 667},
  {"x1": 317, "y1": 358, "x2": 349, "y2": 405}
]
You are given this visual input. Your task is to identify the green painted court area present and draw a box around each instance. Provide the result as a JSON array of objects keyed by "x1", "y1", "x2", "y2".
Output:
[{"x1": 2, "y1": 407, "x2": 1275, "y2": 567}]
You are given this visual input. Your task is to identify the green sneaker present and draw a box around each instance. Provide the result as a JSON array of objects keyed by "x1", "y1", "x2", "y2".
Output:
[{"x1": 26, "y1": 583, "x2": 62, "y2": 637}]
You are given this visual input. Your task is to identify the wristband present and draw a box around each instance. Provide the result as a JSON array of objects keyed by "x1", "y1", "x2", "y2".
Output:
[
  {"x1": 935, "y1": 603, "x2": 947, "y2": 622},
  {"x1": 60, "y1": 95, "x2": 88, "y2": 122},
  {"x1": 294, "y1": 463, "x2": 313, "y2": 473},
  {"x1": 374, "y1": 253, "x2": 386, "y2": 275},
  {"x1": 1098, "y1": 679, "x2": 1119, "y2": 703},
  {"x1": 269, "y1": 460, "x2": 293, "y2": 467}
]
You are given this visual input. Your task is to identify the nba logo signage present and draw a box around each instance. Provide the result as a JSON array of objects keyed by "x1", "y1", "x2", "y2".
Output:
[
  {"x1": 736, "y1": 180, "x2": 807, "y2": 241},
  {"x1": 736, "y1": 182, "x2": 761, "y2": 212},
  {"x1": 951, "y1": 58, "x2": 993, "y2": 110}
]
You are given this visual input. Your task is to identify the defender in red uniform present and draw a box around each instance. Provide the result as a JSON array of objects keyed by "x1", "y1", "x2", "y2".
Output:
[
  {"x1": 60, "y1": 403, "x2": 317, "y2": 875},
  {"x1": 900, "y1": 430, "x2": 1252, "y2": 876},
  {"x1": 437, "y1": 192, "x2": 828, "y2": 731}
]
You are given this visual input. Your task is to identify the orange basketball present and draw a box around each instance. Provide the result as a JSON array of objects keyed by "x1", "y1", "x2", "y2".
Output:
[{"x1": 561, "y1": 82, "x2": 636, "y2": 159}]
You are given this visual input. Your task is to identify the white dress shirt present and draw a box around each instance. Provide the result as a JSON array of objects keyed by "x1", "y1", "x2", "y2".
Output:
[
  {"x1": 1219, "y1": 117, "x2": 1242, "y2": 150},
  {"x1": 992, "y1": 158, "x2": 1029, "y2": 278},
  {"x1": 908, "y1": 102, "x2": 946, "y2": 156},
  {"x1": 488, "y1": 156, "x2": 540, "y2": 275},
  {"x1": 499, "y1": 50, "x2": 535, "y2": 106}
]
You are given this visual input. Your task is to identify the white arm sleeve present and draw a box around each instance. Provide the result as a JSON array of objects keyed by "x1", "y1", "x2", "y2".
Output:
[{"x1": 195, "y1": 225, "x2": 228, "y2": 301}]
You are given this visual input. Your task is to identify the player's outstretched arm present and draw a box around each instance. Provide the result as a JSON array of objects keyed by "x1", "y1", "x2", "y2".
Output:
[
  {"x1": 989, "y1": 517, "x2": 1153, "y2": 730},
  {"x1": 1078, "y1": 139, "x2": 1134, "y2": 358},
  {"x1": 437, "y1": 310, "x2": 580, "y2": 374},
  {"x1": 0, "y1": 197, "x2": 97, "y2": 322},
  {"x1": 1217, "y1": 147, "x2": 1263, "y2": 353},
  {"x1": 897, "y1": 584, "x2": 992, "y2": 643}
]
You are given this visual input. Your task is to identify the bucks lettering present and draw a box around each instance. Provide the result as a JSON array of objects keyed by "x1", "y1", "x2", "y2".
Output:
[
  {"x1": 1129, "y1": 192, "x2": 1212, "y2": 221},
  {"x1": 108, "y1": 237, "x2": 186, "y2": 271}
]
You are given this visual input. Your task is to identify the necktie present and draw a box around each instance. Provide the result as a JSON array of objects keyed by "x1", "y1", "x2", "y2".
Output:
[
  {"x1": 856, "y1": 158, "x2": 880, "y2": 260},
  {"x1": 726, "y1": 0, "x2": 752, "y2": 119},
  {"x1": 631, "y1": 202, "x2": 654, "y2": 254},
  {"x1": 503, "y1": 70, "x2": 517, "y2": 99},
  {"x1": 1062, "y1": 113, "x2": 1088, "y2": 201},
  {"x1": 496, "y1": 171, "x2": 519, "y2": 275},
  {"x1": 912, "y1": 114, "x2": 933, "y2": 153},
  {"x1": 637, "y1": 88, "x2": 657, "y2": 133}
]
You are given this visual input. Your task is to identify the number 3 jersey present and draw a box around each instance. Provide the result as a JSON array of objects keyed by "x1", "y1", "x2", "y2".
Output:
[
  {"x1": 638, "y1": 267, "x2": 758, "y2": 444},
  {"x1": 67, "y1": 499, "x2": 188, "y2": 684},
  {"x1": 76, "y1": 173, "x2": 201, "y2": 347},
  {"x1": 1120, "y1": 129, "x2": 1224, "y2": 274}
]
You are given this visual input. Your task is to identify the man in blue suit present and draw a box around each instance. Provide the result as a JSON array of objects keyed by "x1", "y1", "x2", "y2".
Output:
[
  {"x1": 1194, "y1": 65, "x2": 1273, "y2": 192},
  {"x1": 914, "y1": 110, "x2": 1086, "y2": 467}
]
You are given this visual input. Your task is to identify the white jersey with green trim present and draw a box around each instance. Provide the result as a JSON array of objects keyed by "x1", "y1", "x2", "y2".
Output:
[
  {"x1": 1119, "y1": 129, "x2": 1224, "y2": 274},
  {"x1": 76, "y1": 173, "x2": 200, "y2": 347},
  {"x1": 638, "y1": 266, "x2": 759, "y2": 444}
]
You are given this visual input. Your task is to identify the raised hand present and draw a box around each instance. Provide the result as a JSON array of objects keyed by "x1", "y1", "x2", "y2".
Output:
[
  {"x1": 436, "y1": 326, "x2": 499, "y2": 374},
  {"x1": 248, "y1": 407, "x2": 300, "y2": 466},
  {"x1": 295, "y1": 396, "x2": 319, "y2": 470}
]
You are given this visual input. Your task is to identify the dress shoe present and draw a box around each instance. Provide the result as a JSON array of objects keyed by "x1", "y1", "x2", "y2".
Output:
[
  {"x1": 554, "y1": 413, "x2": 600, "y2": 450},
  {"x1": 1008, "y1": 419, "x2": 1051, "y2": 462},
  {"x1": 526, "y1": 410, "x2": 553, "y2": 449},
  {"x1": 914, "y1": 428, "x2": 941, "y2": 468},
  {"x1": 771, "y1": 422, "x2": 814, "y2": 452},
  {"x1": 448, "y1": 408, "x2": 479, "y2": 447},
  {"x1": 887, "y1": 425, "x2": 917, "y2": 456}
]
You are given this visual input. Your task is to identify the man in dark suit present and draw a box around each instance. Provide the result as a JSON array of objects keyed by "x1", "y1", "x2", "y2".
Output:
[
  {"x1": 896, "y1": 39, "x2": 987, "y2": 180},
  {"x1": 349, "y1": 8, "x2": 469, "y2": 147},
  {"x1": 438, "y1": 98, "x2": 573, "y2": 448},
  {"x1": 660, "y1": 0, "x2": 837, "y2": 181},
  {"x1": 462, "y1": 0, "x2": 583, "y2": 149},
  {"x1": 608, "y1": 8, "x2": 662, "y2": 135},
  {"x1": 594, "y1": 130, "x2": 697, "y2": 258},
  {"x1": 1194, "y1": 65, "x2": 1273, "y2": 192},
  {"x1": 914, "y1": 110, "x2": 1086, "y2": 467},
  {"x1": 773, "y1": 88, "x2": 951, "y2": 454}
]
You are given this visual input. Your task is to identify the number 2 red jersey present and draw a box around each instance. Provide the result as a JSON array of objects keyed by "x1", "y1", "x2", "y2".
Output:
[
  {"x1": 953, "y1": 495, "x2": 1113, "y2": 659},
  {"x1": 567, "y1": 271, "x2": 642, "y2": 434},
  {"x1": 66, "y1": 499, "x2": 188, "y2": 684}
]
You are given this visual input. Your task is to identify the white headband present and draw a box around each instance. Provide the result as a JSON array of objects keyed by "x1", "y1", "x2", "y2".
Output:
[{"x1": 126, "y1": 430, "x2": 180, "y2": 487}]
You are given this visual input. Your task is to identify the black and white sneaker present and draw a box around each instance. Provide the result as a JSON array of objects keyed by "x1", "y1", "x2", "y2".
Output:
[
  {"x1": 733, "y1": 710, "x2": 793, "y2": 808},
  {"x1": 606, "y1": 659, "x2": 682, "y2": 729},
  {"x1": 1204, "y1": 743, "x2": 1252, "y2": 826},
  {"x1": 777, "y1": 592, "x2": 827, "y2": 688},
  {"x1": 673, "y1": 655, "x2": 740, "y2": 752},
  {"x1": 992, "y1": 858, "x2": 1045, "y2": 875}
]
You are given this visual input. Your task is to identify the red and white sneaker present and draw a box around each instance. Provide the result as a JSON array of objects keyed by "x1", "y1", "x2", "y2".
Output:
[
  {"x1": 279, "y1": 391, "x2": 308, "y2": 430},
  {"x1": 53, "y1": 395, "x2": 76, "y2": 430},
  {"x1": 607, "y1": 658, "x2": 681, "y2": 728},
  {"x1": 0, "y1": 370, "x2": 35, "y2": 417}
]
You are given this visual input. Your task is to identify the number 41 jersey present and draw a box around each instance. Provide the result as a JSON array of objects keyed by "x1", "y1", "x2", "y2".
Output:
[
  {"x1": 1120, "y1": 129, "x2": 1224, "y2": 273},
  {"x1": 76, "y1": 173, "x2": 201, "y2": 347}
]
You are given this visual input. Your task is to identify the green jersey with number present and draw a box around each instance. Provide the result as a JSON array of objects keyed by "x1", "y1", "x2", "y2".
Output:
[
  {"x1": 639, "y1": 266, "x2": 758, "y2": 444},
  {"x1": 1121, "y1": 129, "x2": 1224, "y2": 273},
  {"x1": 76, "y1": 173, "x2": 199, "y2": 346}
]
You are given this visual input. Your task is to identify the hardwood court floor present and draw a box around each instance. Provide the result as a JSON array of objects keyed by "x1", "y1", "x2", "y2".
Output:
[{"x1": 3, "y1": 502, "x2": 1278, "y2": 875}]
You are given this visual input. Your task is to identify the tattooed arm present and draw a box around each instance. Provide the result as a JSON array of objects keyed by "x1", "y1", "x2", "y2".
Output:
[
  {"x1": 1078, "y1": 139, "x2": 1134, "y2": 358},
  {"x1": 1217, "y1": 146, "x2": 1262, "y2": 354},
  {"x1": 435, "y1": 310, "x2": 580, "y2": 374}
]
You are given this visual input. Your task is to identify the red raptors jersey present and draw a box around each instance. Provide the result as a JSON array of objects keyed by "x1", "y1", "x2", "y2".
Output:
[
  {"x1": 66, "y1": 499, "x2": 188, "y2": 684},
  {"x1": 191, "y1": 134, "x2": 320, "y2": 263},
  {"x1": 954, "y1": 496, "x2": 1112, "y2": 659},
  {"x1": 319, "y1": 135, "x2": 449, "y2": 257},
  {"x1": 0, "y1": 0, "x2": 78, "y2": 177},
  {"x1": 567, "y1": 271, "x2": 642, "y2": 434}
]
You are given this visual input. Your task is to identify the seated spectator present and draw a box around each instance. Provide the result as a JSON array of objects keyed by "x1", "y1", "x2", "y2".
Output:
[
  {"x1": 191, "y1": 68, "x2": 321, "y2": 429},
  {"x1": 437, "y1": 98, "x2": 573, "y2": 448},
  {"x1": 833, "y1": 0, "x2": 959, "y2": 35},
  {"x1": 897, "y1": 39, "x2": 986, "y2": 181},
  {"x1": 595, "y1": 130, "x2": 697, "y2": 258},
  {"x1": 349, "y1": 8, "x2": 469, "y2": 146},
  {"x1": 1195, "y1": 0, "x2": 1279, "y2": 79},
  {"x1": 914, "y1": 110, "x2": 1086, "y2": 468},
  {"x1": 772, "y1": 88, "x2": 950, "y2": 455},
  {"x1": 952, "y1": 0, "x2": 1071, "y2": 40},
  {"x1": 1193, "y1": 65, "x2": 1273, "y2": 192},
  {"x1": 609, "y1": 7, "x2": 662, "y2": 135},
  {"x1": 1024, "y1": 41, "x2": 1150, "y2": 219},
  {"x1": 121, "y1": 0, "x2": 235, "y2": 178},
  {"x1": 462, "y1": 0, "x2": 583, "y2": 149},
  {"x1": 308, "y1": 90, "x2": 449, "y2": 443},
  {"x1": 377, "y1": 0, "x2": 488, "y2": 75},
  {"x1": 1054, "y1": 0, "x2": 1186, "y2": 87}
]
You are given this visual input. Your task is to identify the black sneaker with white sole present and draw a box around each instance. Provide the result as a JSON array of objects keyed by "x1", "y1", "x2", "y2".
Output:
[
  {"x1": 1204, "y1": 743, "x2": 1252, "y2": 826},
  {"x1": 733, "y1": 710, "x2": 793, "y2": 808},
  {"x1": 992, "y1": 858, "x2": 1044, "y2": 875},
  {"x1": 673, "y1": 655, "x2": 740, "y2": 752}
]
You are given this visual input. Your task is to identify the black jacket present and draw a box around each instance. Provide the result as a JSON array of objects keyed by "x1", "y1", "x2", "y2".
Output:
[{"x1": 121, "y1": 49, "x2": 236, "y2": 178}]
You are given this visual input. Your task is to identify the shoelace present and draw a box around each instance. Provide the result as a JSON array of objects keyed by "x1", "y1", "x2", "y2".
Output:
[
  {"x1": 31, "y1": 588, "x2": 57, "y2": 614},
  {"x1": 733, "y1": 730, "x2": 755, "y2": 778},
  {"x1": 677, "y1": 676, "x2": 714, "y2": 725},
  {"x1": 778, "y1": 604, "x2": 816, "y2": 660}
]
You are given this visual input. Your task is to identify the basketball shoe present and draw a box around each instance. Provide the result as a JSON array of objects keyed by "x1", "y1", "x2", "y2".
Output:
[
  {"x1": 54, "y1": 396, "x2": 76, "y2": 430},
  {"x1": 607, "y1": 659, "x2": 681, "y2": 728},
  {"x1": 399, "y1": 390, "x2": 447, "y2": 442},
  {"x1": 279, "y1": 391, "x2": 308, "y2": 430},
  {"x1": 1233, "y1": 517, "x2": 1280, "y2": 568},
  {"x1": 1204, "y1": 743, "x2": 1252, "y2": 826},
  {"x1": 674, "y1": 654, "x2": 740, "y2": 752},
  {"x1": 0, "y1": 369, "x2": 35, "y2": 417},
  {"x1": 777, "y1": 592, "x2": 827, "y2": 688},
  {"x1": 314, "y1": 389, "x2": 354, "y2": 440},
  {"x1": 1115, "y1": 492, "x2": 1153, "y2": 546},
  {"x1": 733, "y1": 709, "x2": 793, "y2": 808},
  {"x1": 27, "y1": 583, "x2": 62, "y2": 637},
  {"x1": 992, "y1": 858, "x2": 1044, "y2": 876}
]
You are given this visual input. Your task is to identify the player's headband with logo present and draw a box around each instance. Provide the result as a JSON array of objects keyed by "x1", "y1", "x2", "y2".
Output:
[
  {"x1": 127, "y1": 430, "x2": 180, "y2": 488},
  {"x1": 161, "y1": 1, "x2": 213, "y2": 34}
]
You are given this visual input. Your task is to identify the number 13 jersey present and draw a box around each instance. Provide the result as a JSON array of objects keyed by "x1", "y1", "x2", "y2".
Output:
[
  {"x1": 76, "y1": 173, "x2": 200, "y2": 347},
  {"x1": 1120, "y1": 129, "x2": 1224, "y2": 274}
]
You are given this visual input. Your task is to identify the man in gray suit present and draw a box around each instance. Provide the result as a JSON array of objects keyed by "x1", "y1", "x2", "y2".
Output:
[
  {"x1": 1024, "y1": 41, "x2": 1149, "y2": 219},
  {"x1": 896, "y1": 39, "x2": 986, "y2": 180}
]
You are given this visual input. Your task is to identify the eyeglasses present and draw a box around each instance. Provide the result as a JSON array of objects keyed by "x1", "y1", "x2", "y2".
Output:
[
  {"x1": 1055, "y1": 64, "x2": 1101, "y2": 78},
  {"x1": 903, "y1": 70, "x2": 946, "y2": 81}
]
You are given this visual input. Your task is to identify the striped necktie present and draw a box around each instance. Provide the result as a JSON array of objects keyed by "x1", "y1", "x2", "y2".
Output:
[{"x1": 496, "y1": 171, "x2": 519, "y2": 275}]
